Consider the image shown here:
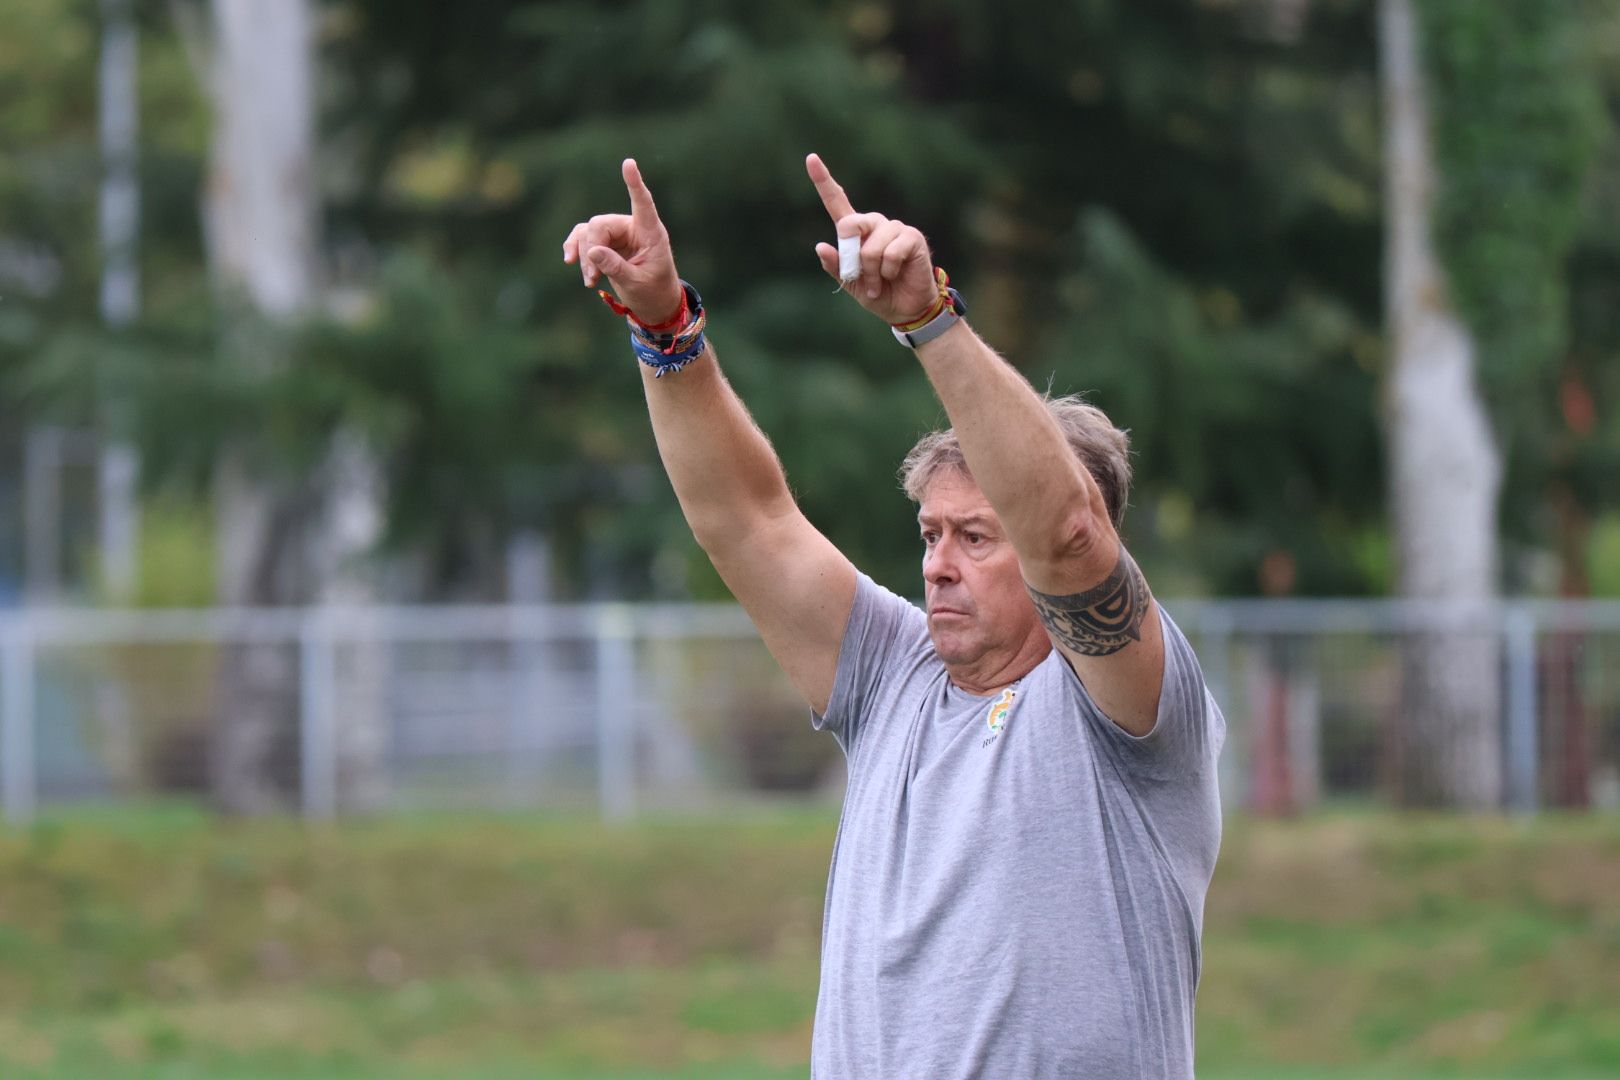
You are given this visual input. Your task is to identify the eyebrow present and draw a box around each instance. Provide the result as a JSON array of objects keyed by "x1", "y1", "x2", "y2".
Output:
[{"x1": 917, "y1": 513, "x2": 997, "y2": 530}]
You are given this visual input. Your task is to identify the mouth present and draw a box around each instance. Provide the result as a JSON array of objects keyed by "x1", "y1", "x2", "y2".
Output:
[{"x1": 929, "y1": 607, "x2": 969, "y2": 618}]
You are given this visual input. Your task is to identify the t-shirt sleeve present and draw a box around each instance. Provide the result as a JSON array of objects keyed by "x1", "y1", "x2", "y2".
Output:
[
  {"x1": 1063, "y1": 606, "x2": 1226, "y2": 780},
  {"x1": 811, "y1": 572, "x2": 931, "y2": 751}
]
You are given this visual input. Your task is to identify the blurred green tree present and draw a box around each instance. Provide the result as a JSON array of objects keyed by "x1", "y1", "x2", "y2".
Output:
[
  {"x1": 0, "y1": 0, "x2": 210, "y2": 598},
  {"x1": 310, "y1": 0, "x2": 1395, "y2": 600},
  {"x1": 1419, "y1": 0, "x2": 1610, "y2": 589},
  {"x1": 1379, "y1": 0, "x2": 1607, "y2": 807},
  {"x1": 311, "y1": 0, "x2": 980, "y2": 597},
  {"x1": 1, "y1": 0, "x2": 1616, "y2": 614}
]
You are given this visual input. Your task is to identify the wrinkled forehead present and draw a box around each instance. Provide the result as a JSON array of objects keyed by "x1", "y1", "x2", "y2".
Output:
[{"x1": 916, "y1": 472, "x2": 998, "y2": 527}]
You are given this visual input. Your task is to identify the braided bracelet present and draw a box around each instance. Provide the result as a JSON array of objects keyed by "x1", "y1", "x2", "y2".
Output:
[
  {"x1": 600, "y1": 281, "x2": 708, "y2": 377},
  {"x1": 892, "y1": 268, "x2": 966, "y2": 348}
]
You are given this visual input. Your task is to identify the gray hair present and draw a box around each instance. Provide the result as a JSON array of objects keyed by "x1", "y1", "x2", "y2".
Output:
[{"x1": 899, "y1": 394, "x2": 1132, "y2": 529}]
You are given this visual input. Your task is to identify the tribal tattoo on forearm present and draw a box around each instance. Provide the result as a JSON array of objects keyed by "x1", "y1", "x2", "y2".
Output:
[{"x1": 1026, "y1": 546, "x2": 1150, "y2": 657}]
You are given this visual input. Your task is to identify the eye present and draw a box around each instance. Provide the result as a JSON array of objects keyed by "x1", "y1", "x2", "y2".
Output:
[
  {"x1": 921, "y1": 531, "x2": 938, "y2": 546},
  {"x1": 965, "y1": 532, "x2": 985, "y2": 545}
]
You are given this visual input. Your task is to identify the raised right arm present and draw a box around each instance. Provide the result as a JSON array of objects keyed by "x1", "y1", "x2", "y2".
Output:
[{"x1": 563, "y1": 159, "x2": 855, "y2": 714}]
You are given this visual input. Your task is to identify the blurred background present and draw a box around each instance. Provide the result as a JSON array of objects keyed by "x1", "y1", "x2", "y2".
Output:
[{"x1": 0, "y1": 0, "x2": 1617, "y2": 1077}]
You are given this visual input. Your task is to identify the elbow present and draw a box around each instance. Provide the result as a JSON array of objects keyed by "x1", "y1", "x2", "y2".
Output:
[
  {"x1": 1039, "y1": 463, "x2": 1114, "y2": 562},
  {"x1": 690, "y1": 514, "x2": 748, "y2": 557},
  {"x1": 686, "y1": 509, "x2": 730, "y2": 554},
  {"x1": 1052, "y1": 508, "x2": 1108, "y2": 563},
  {"x1": 689, "y1": 496, "x2": 798, "y2": 559},
  {"x1": 1027, "y1": 503, "x2": 1110, "y2": 571}
]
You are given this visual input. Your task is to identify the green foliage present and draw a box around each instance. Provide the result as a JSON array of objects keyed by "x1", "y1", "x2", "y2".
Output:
[
  {"x1": 1421, "y1": 0, "x2": 1605, "y2": 398},
  {"x1": 91, "y1": 496, "x2": 215, "y2": 606},
  {"x1": 311, "y1": 0, "x2": 987, "y2": 595},
  {"x1": 1590, "y1": 513, "x2": 1620, "y2": 596},
  {"x1": 886, "y1": 0, "x2": 1388, "y2": 593},
  {"x1": 1050, "y1": 207, "x2": 1382, "y2": 593},
  {"x1": 1419, "y1": 0, "x2": 1613, "y2": 564},
  {"x1": 3, "y1": 0, "x2": 1618, "y2": 599},
  {"x1": 0, "y1": 0, "x2": 212, "y2": 592}
]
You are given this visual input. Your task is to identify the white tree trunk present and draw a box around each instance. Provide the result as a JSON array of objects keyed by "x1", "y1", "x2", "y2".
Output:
[
  {"x1": 96, "y1": 0, "x2": 142, "y2": 792},
  {"x1": 204, "y1": 0, "x2": 386, "y2": 813},
  {"x1": 1379, "y1": 0, "x2": 1503, "y2": 809},
  {"x1": 316, "y1": 431, "x2": 388, "y2": 813},
  {"x1": 205, "y1": 0, "x2": 316, "y2": 614},
  {"x1": 203, "y1": 0, "x2": 315, "y2": 319},
  {"x1": 98, "y1": 0, "x2": 141, "y2": 598}
]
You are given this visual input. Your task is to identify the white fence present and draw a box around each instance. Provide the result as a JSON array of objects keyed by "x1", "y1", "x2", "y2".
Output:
[{"x1": 1, "y1": 599, "x2": 1618, "y2": 822}]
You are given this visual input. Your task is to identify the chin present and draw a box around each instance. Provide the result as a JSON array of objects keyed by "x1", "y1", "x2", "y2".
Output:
[{"x1": 928, "y1": 630, "x2": 981, "y2": 666}]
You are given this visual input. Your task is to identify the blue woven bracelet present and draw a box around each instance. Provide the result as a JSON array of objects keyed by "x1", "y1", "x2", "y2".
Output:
[
  {"x1": 632, "y1": 331, "x2": 706, "y2": 377},
  {"x1": 629, "y1": 280, "x2": 706, "y2": 377}
]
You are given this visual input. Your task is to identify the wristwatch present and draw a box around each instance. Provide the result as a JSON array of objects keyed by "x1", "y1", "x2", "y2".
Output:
[{"x1": 892, "y1": 287, "x2": 968, "y2": 349}]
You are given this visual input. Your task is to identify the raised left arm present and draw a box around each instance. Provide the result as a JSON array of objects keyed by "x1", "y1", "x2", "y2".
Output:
[{"x1": 805, "y1": 153, "x2": 1164, "y2": 735}]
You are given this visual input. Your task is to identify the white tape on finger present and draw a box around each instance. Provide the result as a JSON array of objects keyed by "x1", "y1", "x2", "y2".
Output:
[{"x1": 838, "y1": 234, "x2": 861, "y2": 283}]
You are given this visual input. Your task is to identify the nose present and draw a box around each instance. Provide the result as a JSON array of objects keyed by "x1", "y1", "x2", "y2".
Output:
[{"x1": 923, "y1": 540, "x2": 959, "y2": 587}]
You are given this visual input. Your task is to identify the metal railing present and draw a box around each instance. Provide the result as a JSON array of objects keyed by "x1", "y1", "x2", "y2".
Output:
[{"x1": 0, "y1": 598, "x2": 1617, "y2": 822}]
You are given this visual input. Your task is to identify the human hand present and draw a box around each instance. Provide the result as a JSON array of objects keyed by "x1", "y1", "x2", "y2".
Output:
[
  {"x1": 806, "y1": 153, "x2": 941, "y2": 326},
  {"x1": 562, "y1": 158, "x2": 684, "y2": 326}
]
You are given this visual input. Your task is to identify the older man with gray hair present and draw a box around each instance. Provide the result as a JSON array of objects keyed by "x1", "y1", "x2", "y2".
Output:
[{"x1": 564, "y1": 154, "x2": 1224, "y2": 1080}]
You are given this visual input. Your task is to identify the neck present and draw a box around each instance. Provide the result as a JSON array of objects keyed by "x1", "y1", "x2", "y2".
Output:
[{"x1": 945, "y1": 639, "x2": 1052, "y2": 696}]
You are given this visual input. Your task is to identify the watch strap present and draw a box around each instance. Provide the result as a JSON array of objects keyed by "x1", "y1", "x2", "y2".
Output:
[{"x1": 892, "y1": 288, "x2": 967, "y2": 348}]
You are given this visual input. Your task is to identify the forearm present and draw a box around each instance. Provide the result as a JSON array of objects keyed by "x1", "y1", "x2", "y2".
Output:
[
  {"x1": 913, "y1": 321, "x2": 1112, "y2": 563},
  {"x1": 562, "y1": 163, "x2": 801, "y2": 555},
  {"x1": 641, "y1": 342, "x2": 797, "y2": 552}
]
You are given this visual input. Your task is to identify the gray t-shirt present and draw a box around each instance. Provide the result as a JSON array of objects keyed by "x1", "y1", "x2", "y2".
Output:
[{"x1": 810, "y1": 573, "x2": 1224, "y2": 1079}]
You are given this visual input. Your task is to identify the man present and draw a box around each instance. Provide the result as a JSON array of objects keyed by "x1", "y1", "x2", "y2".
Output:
[{"x1": 564, "y1": 155, "x2": 1224, "y2": 1079}]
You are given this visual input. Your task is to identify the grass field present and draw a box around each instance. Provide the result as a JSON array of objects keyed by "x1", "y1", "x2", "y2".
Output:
[{"x1": 0, "y1": 806, "x2": 1615, "y2": 1078}]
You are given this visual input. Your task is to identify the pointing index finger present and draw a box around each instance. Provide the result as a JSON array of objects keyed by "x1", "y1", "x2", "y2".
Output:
[
  {"x1": 806, "y1": 153, "x2": 858, "y2": 233},
  {"x1": 622, "y1": 158, "x2": 660, "y2": 224}
]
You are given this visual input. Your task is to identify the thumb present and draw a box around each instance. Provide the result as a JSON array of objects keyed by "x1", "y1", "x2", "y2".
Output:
[
  {"x1": 814, "y1": 242, "x2": 841, "y2": 282},
  {"x1": 587, "y1": 245, "x2": 629, "y2": 278}
]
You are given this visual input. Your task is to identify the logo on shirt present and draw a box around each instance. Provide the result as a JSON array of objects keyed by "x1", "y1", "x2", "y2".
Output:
[{"x1": 986, "y1": 687, "x2": 1017, "y2": 735}]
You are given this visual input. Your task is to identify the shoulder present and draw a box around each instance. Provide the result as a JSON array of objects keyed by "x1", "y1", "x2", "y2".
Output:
[
  {"x1": 813, "y1": 573, "x2": 937, "y2": 743},
  {"x1": 1040, "y1": 607, "x2": 1225, "y2": 781}
]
